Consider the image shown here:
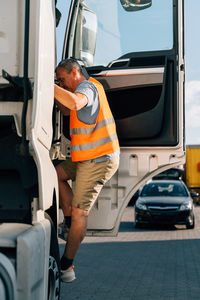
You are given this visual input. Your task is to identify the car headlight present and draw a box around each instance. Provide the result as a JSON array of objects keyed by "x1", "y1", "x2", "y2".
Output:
[
  {"x1": 180, "y1": 202, "x2": 192, "y2": 211},
  {"x1": 136, "y1": 202, "x2": 147, "y2": 210}
]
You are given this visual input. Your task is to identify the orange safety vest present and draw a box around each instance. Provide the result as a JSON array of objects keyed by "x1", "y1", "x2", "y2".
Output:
[{"x1": 70, "y1": 77, "x2": 120, "y2": 162}]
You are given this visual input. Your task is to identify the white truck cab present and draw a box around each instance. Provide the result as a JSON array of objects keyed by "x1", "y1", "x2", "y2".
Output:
[{"x1": 0, "y1": 0, "x2": 185, "y2": 299}]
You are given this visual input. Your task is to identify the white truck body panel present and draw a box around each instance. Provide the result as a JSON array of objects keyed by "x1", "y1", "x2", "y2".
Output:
[
  {"x1": 0, "y1": 220, "x2": 51, "y2": 300},
  {"x1": 29, "y1": 0, "x2": 59, "y2": 211},
  {"x1": 0, "y1": 0, "x2": 59, "y2": 211},
  {"x1": 0, "y1": 1, "x2": 60, "y2": 297},
  {"x1": 87, "y1": 148, "x2": 185, "y2": 234},
  {"x1": 0, "y1": 1, "x2": 24, "y2": 83}
]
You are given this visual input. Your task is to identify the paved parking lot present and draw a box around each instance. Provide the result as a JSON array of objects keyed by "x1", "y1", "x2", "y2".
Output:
[{"x1": 59, "y1": 206, "x2": 200, "y2": 300}]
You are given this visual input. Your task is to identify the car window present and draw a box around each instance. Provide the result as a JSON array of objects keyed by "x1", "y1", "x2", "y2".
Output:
[
  {"x1": 141, "y1": 183, "x2": 188, "y2": 197},
  {"x1": 153, "y1": 168, "x2": 183, "y2": 180}
]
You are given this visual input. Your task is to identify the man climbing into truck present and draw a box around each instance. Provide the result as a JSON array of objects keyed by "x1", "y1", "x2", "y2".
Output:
[{"x1": 54, "y1": 58, "x2": 120, "y2": 282}]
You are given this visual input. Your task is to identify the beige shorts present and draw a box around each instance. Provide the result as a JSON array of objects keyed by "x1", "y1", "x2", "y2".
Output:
[{"x1": 60, "y1": 156, "x2": 119, "y2": 212}]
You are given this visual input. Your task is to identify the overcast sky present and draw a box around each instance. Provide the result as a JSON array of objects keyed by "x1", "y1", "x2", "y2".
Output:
[{"x1": 185, "y1": 0, "x2": 200, "y2": 145}]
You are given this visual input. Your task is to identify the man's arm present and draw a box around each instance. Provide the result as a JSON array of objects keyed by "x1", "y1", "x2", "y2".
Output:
[
  {"x1": 55, "y1": 100, "x2": 70, "y2": 116},
  {"x1": 54, "y1": 84, "x2": 88, "y2": 111}
]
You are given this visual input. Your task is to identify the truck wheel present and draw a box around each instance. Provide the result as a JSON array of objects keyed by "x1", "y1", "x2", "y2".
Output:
[{"x1": 46, "y1": 214, "x2": 61, "y2": 300}]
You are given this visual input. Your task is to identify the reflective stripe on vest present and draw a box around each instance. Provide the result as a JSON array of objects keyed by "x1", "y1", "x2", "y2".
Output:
[
  {"x1": 71, "y1": 133, "x2": 118, "y2": 152},
  {"x1": 70, "y1": 117, "x2": 115, "y2": 135},
  {"x1": 70, "y1": 77, "x2": 120, "y2": 161}
]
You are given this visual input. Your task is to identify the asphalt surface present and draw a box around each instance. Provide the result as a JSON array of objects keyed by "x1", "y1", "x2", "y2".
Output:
[{"x1": 59, "y1": 205, "x2": 200, "y2": 300}]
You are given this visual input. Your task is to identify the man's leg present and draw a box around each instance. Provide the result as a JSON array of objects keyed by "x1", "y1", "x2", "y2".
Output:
[
  {"x1": 60, "y1": 157, "x2": 119, "y2": 282},
  {"x1": 60, "y1": 206, "x2": 88, "y2": 283},
  {"x1": 63, "y1": 156, "x2": 119, "y2": 259},
  {"x1": 63, "y1": 206, "x2": 88, "y2": 259},
  {"x1": 56, "y1": 164, "x2": 73, "y2": 217}
]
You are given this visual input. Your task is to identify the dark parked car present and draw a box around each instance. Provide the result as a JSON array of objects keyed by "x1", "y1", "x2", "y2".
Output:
[{"x1": 135, "y1": 180, "x2": 195, "y2": 229}]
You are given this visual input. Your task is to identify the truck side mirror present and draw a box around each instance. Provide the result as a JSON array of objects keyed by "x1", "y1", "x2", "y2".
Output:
[
  {"x1": 120, "y1": 0, "x2": 152, "y2": 12},
  {"x1": 55, "y1": 8, "x2": 61, "y2": 27},
  {"x1": 75, "y1": 4, "x2": 97, "y2": 66}
]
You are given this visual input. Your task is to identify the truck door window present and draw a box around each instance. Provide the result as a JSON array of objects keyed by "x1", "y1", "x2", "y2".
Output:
[{"x1": 72, "y1": 0, "x2": 173, "y2": 66}]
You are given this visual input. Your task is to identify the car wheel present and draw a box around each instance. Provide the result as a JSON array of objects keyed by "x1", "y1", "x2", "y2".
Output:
[
  {"x1": 135, "y1": 221, "x2": 143, "y2": 228},
  {"x1": 186, "y1": 214, "x2": 195, "y2": 229}
]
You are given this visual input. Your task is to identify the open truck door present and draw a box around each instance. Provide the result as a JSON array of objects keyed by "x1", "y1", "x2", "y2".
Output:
[{"x1": 56, "y1": 0, "x2": 185, "y2": 235}]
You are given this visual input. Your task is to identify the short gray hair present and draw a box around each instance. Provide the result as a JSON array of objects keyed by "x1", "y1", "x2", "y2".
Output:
[{"x1": 55, "y1": 58, "x2": 84, "y2": 75}]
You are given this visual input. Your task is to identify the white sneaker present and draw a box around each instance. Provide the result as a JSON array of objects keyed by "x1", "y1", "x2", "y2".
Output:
[
  {"x1": 58, "y1": 221, "x2": 70, "y2": 241},
  {"x1": 61, "y1": 265, "x2": 76, "y2": 283}
]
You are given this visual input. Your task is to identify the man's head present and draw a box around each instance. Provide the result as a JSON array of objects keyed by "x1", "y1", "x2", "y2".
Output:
[{"x1": 55, "y1": 58, "x2": 85, "y2": 92}]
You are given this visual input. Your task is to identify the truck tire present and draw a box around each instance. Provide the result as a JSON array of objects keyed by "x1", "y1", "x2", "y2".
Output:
[{"x1": 46, "y1": 214, "x2": 61, "y2": 300}]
